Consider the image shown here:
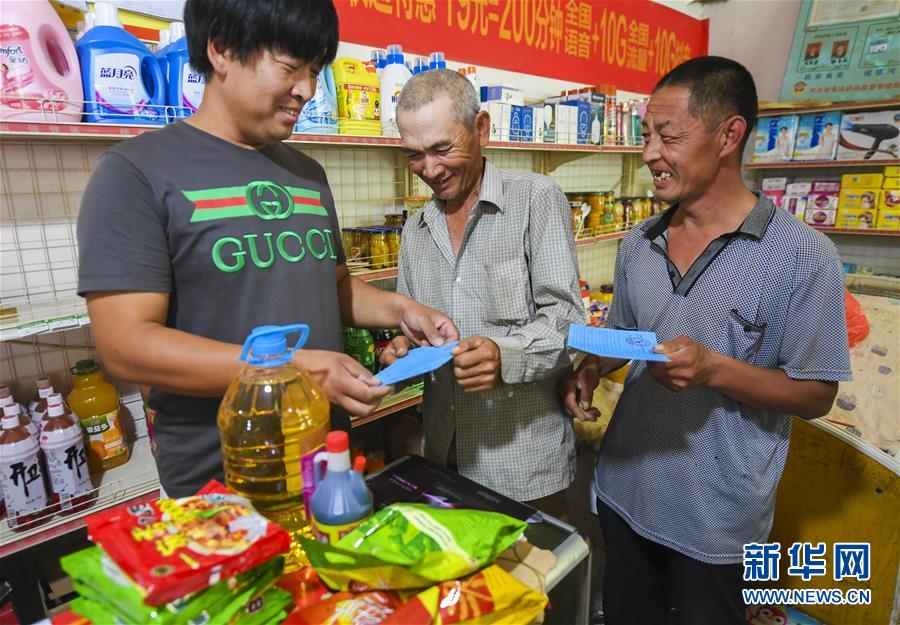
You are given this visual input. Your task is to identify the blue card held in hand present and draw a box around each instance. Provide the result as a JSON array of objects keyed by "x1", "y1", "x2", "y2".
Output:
[
  {"x1": 375, "y1": 341, "x2": 459, "y2": 386},
  {"x1": 567, "y1": 325, "x2": 670, "y2": 362}
]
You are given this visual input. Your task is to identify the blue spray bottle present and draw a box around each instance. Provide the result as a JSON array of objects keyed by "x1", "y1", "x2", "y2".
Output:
[
  {"x1": 75, "y1": 1, "x2": 165, "y2": 125},
  {"x1": 165, "y1": 21, "x2": 205, "y2": 118},
  {"x1": 309, "y1": 430, "x2": 373, "y2": 544}
]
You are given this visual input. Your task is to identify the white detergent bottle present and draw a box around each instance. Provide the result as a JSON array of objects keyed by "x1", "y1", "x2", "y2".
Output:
[
  {"x1": 380, "y1": 44, "x2": 411, "y2": 138},
  {"x1": 76, "y1": 1, "x2": 165, "y2": 125},
  {"x1": 0, "y1": 0, "x2": 84, "y2": 122}
]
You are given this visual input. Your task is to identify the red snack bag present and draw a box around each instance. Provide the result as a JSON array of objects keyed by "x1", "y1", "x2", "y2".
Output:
[
  {"x1": 86, "y1": 480, "x2": 291, "y2": 606},
  {"x1": 283, "y1": 589, "x2": 403, "y2": 625},
  {"x1": 276, "y1": 567, "x2": 331, "y2": 612}
]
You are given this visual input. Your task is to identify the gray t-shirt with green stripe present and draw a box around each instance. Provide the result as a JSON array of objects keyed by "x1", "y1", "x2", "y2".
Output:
[{"x1": 77, "y1": 121, "x2": 346, "y2": 497}]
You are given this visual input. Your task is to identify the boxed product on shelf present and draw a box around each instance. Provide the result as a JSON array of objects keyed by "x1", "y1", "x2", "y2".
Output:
[
  {"x1": 885, "y1": 165, "x2": 900, "y2": 177},
  {"x1": 762, "y1": 177, "x2": 788, "y2": 190},
  {"x1": 838, "y1": 187, "x2": 879, "y2": 211},
  {"x1": 792, "y1": 112, "x2": 841, "y2": 161},
  {"x1": 883, "y1": 177, "x2": 900, "y2": 190},
  {"x1": 836, "y1": 110, "x2": 900, "y2": 161},
  {"x1": 879, "y1": 189, "x2": 900, "y2": 211},
  {"x1": 480, "y1": 85, "x2": 524, "y2": 105},
  {"x1": 783, "y1": 195, "x2": 807, "y2": 219},
  {"x1": 542, "y1": 101, "x2": 556, "y2": 143},
  {"x1": 752, "y1": 115, "x2": 799, "y2": 163},
  {"x1": 561, "y1": 100, "x2": 591, "y2": 145},
  {"x1": 835, "y1": 208, "x2": 878, "y2": 229},
  {"x1": 786, "y1": 182, "x2": 812, "y2": 196},
  {"x1": 531, "y1": 105, "x2": 544, "y2": 143},
  {"x1": 482, "y1": 101, "x2": 512, "y2": 141},
  {"x1": 762, "y1": 190, "x2": 785, "y2": 210},
  {"x1": 841, "y1": 172, "x2": 884, "y2": 188},
  {"x1": 804, "y1": 181, "x2": 841, "y2": 226},
  {"x1": 875, "y1": 209, "x2": 900, "y2": 230},
  {"x1": 510, "y1": 105, "x2": 525, "y2": 142}
]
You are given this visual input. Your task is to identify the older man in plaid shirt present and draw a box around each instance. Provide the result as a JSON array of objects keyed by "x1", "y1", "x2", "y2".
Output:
[{"x1": 380, "y1": 69, "x2": 584, "y2": 517}]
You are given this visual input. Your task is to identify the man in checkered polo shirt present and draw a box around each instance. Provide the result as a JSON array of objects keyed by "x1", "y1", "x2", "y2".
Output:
[
  {"x1": 561, "y1": 57, "x2": 851, "y2": 623},
  {"x1": 380, "y1": 69, "x2": 584, "y2": 518}
]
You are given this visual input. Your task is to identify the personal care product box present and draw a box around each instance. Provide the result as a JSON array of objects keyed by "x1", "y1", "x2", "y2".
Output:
[
  {"x1": 481, "y1": 101, "x2": 511, "y2": 141},
  {"x1": 879, "y1": 189, "x2": 900, "y2": 211},
  {"x1": 480, "y1": 85, "x2": 524, "y2": 105},
  {"x1": 838, "y1": 187, "x2": 879, "y2": 211},
  {"x1": 882, "y1": 177, "x2": 900, "y2": 190},
  {"x1": 804, "y1": 181, "x2": 841, "y2": 226},
  {"x1": 792, "y1": 112, "x2": 841, "y2": 161},
  {"x1": 786, "y1": 182, "x2": 812, "y2": 196},
  {"x1": 841, "y1": 172, "x2": 884, "y2": 188},
  {"x1": 875, "y1": 209, "x2": 900, "y2": 230},
  {"x1": 589, "y1": 93, "x2": 606, "y2": 145},
  {"x1": 752, "y1": 115, "x2": 799, "y2": 163},
  {"x1": 836, "y1": 110, "x2": 900, "y2": 161},
  {"x1": 763, "y1": 190, "x2": 785, "y2": 210},
  {"x1": 531, "y1": 105, "x2": 544, "y2": 143},
  {"x1": 783, "y1": 195, "x2": 807, "y2": 220},
  {"x1": 762, "y1": 177, "x2": 788, "y2": 191},
  {"x1": 836, "y1": 208, "x2": 878, "y2": 229},
  {"x1": 519, "y1": 106, "x2": 534, "y2": 142},
  {"x1": 884, "y1": 165, "x2": 900, "y2": 177},
  {"x1": 561, "y1": 100, "x2": 591, "y2": 144},
  {"x1": 510, "y1": 104, "x2": 524, "y2": 142},
  {"x1": 542, "y1": 101, "x2": 556, "y2": 143}
]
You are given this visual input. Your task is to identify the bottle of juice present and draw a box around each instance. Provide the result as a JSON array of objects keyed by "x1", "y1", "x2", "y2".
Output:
[
  {"x1": 310, "y1": 430, "x2": 373, "y2": 544},
  {"x1": 40, "y1": 394, "x2": 94, "y2": 515},
  {"x1": 0, "y1": 403, "x2": 51, "y2": 531},
  {"x1": 67, "y1": 360, "x2": 128, "y2": 472},
  {"x1": 218, "y1": 324, "x2": 329, "y2": 572}
]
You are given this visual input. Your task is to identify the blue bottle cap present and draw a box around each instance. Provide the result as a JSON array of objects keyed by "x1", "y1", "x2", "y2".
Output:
[{"x1": 240, "y1": 324, "x2": 310, "y2": 366}]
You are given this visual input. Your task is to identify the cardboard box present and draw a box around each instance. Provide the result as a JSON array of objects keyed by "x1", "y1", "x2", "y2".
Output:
[
  {"x1": 880, "y1": 189, "x2": 900, "y2": 211},
  {"x1": 482, "y1": 101, "x2": 511, "y2": 141},
  {"x1": 762, "y1": 190, "x2": 785, "y2": 210},
  {"x1": 520, "y1": 106, "x2": 534, "y2": 142},
  {"x1": 836, "y1": 110, "x2": 900, "y2": 161},
  {"x1": 510, "y1": 104, "x2": 524, "y2": 142},
  {"x1": 882, "y1": 177, "x2": 900, "y2": 189},
  {"x1": 805, "y1": 181, "x2": 841, "y2": 226},
  {"x1": 762, "y1": 177, "x2": 788, "y2": 191},
  {"x1": 783, "y1": 195, "x2": 807, "y2": 220},
  {"x1": 786, "y1": 182, "x2": 813, "y2": 196},
  {"x1": 838, "y1": 187, "x2": 880, "y2": 211},
  {"x1": 480, "y1": 85, "x2": 524, "y2": 105},
  {"x1": 792, "y1": 112, "x2": 841, "y2": 161},
  {"x1": 841, "y1": 172, "x2": 884, "y2": 188},
  {"x1": 588, "y1": 93, "x2": 606, "y2": 145},
  {"x1": 532, "y1": 105, "x2": 544, "y2": 143},
  {"x1": 884, "y1": 165, "x2": 900, "y2": 177},
  {"x1": 541, "y1": 101, "x2": 555, "y2": 143},
  {"x1": 561, "y1": 100, "x2": 591, "y2": 145},
  {"x1": 836, "y1": 207, "x2": 878, "y2": 229},
  {"x1": 752, "y1": 115, "x2": 799, "y2": 163},
  {"x1": 875, "y1": 209, "x2": 900, "y2": 230}
]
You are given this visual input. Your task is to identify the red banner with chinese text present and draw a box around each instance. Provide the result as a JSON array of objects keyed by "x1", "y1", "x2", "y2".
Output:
[{"x1": 336, "y1": 0, "x2": 709, "y2": 94}]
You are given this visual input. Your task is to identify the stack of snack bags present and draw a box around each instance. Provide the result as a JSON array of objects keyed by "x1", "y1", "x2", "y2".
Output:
[
  {"x1": 61, "y1": 481, "x2": 295, "y2": 625},
  {"x1": 283, "y1": 503, "x2": 551, "y2": 624}
]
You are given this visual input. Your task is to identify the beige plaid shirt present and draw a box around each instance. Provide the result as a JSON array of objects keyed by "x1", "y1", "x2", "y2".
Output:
[{"x1": 397, "y1": 160, "x2": 583, "y2": 501}]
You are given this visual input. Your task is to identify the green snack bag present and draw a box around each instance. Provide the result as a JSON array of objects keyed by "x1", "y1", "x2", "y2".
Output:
[
  {"x1": 206, "y1": 555, "x2": 285, "y2": 625},
  {"x1": 70, "y1": 596, "x2": 126, "y2": 624},
  {"x1": 302, "y1": 503, "x2": 527, "y2": 591},
  {"x1": 234, "y1": 587, "x2": 294, "y2": 625}
]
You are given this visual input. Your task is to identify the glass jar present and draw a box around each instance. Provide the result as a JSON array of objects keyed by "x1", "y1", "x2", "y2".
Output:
[
  {"x1": 368, "y1": 229, "x2": 389, "y2": 269},
  {"x1": 384, "y1": 213, "x2": 404, "y2": 228},
  {"x1": 385, "y1": 227, "x2": 401, "y2": 266},
  {"x1": 572, "y1": 206, "x2": 584, "y2": 236}
]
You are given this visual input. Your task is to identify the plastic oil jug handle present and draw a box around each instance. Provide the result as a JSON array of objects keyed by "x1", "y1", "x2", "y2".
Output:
[
  {"x1": 239, "y1": 324, "x2": 310, "y2": 364},
  {"x1": 313, "y1": 451, "x2": 329, "y2": 487}
]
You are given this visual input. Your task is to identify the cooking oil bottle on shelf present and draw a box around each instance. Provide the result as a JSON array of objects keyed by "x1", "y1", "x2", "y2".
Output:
[{"x1": 218, "y1": 324, "x2": 329, "y2": 572}]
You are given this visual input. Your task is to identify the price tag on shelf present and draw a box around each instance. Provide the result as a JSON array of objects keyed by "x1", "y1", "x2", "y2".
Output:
[
  {"x1": 48, "y1": 316, "x2": 81, "y2": 332},
  {"x1": 16, "y1": 321, "x2": 50, "y2": 337}
]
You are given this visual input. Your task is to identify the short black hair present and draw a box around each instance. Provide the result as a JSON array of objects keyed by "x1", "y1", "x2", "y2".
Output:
[
  {"x1": 654, "y1": 56, "x2": 758, "y2": 151},
  {"x1": 184, "y1": 0, "x2": 339, "y2": 78}
]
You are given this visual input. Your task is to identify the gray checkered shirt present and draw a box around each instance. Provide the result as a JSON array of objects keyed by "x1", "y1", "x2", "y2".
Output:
[{"x1": 397, "y1": 160, "x2": 583, "y2": 501}]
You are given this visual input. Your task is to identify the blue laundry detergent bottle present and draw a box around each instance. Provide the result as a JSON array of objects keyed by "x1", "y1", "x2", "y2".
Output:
[
  {"x1": 294, "y1": 64, "x2": 336, "y2": 134},
  {"x1": 309, "y1": 430, "x2": 373, "y2": 544},
  {"x1": 75, "y1": 1, "x2": 165, "y2": 125},
  {"x1": 154, "y1": 28, "x2": 170, "y2": 84},
  {"x1": 165, "y1": 21, "x2": 205, "y2": 118}
]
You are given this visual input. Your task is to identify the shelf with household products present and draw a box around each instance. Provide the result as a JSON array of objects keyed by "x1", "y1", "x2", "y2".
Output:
[
  {"x1": 0, "y1": 386, "x2": 424, "y2": 557},
  {"x1": 0, "y1": 119, "x2": 646, "y2": 154}
]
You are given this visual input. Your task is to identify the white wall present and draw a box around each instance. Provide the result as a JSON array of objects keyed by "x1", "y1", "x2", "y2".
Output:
[{"x1": 703, "y1": 0, "x2": 803, "y2": 102}]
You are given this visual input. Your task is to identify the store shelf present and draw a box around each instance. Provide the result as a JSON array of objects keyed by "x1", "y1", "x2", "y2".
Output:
[
  {"x1": 574, "y1": 228, "x2": 629, "y2": 246},
  {"x1": 351, "y1": 266, "x2": 399, "y2": 282},
  {"x1": 0, "y1": 436, "x2": 160, "y2": 558},
  {"x1": 0, "y1": 121, "x2": 642, "y2": 153},
  {"x1": 758, "y1": 98, "x2": 900, "y2": 117},
  {"x1": 814, "y1": 227, "x2": 900, "y2": 237},
  {"x1": 0, "y1": 296, "x2": 88, "y2": 342},
  {"x1": 745, "y1": 159, "x2": 900, "y2": 169}
]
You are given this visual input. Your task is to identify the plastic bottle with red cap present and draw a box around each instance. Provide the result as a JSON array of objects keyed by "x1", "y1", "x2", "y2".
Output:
[
  {"x1": 40, "y1": 393, "x2": 94, "y2": 515},
  {"x1": 309, "y1": 430, "x2": 373, "y2": 544},
  {"x1": 0, "y1": 402, "x2": 51, "y2": 531}
]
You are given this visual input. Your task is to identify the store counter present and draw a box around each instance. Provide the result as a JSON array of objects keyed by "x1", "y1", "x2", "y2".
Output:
[{"x1": 367, "y1": 455, "x2": 592, "y2": 625}]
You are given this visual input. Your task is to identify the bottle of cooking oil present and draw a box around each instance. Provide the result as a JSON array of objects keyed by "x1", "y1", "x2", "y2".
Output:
[{"x1": 218, "y1": 324, "x2": 330, "y2": 572}]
